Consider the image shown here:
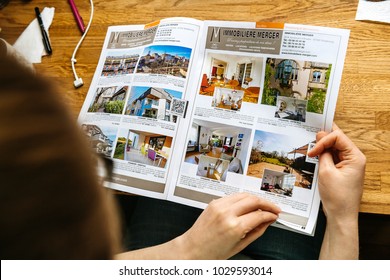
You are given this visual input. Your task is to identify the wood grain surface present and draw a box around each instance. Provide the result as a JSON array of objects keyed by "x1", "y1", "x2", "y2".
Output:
[{"x1": 1, "y1": 0, "x2": 389, "y2": 214}]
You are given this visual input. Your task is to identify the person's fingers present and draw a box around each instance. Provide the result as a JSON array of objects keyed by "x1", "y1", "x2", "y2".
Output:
[
  {"x1": 241, "y1": 220, "x2": 275, "y2": 245},
  {"x1": 307, "y1": 131, "x2": 328, "y2": 157},
  {"x1": 332, "y1": 122, "x2": 340, "y2": 131},
  {"x1": 238, "y1": 210, "x2": 278, "y2": 235},
  {"x1": 312, "y1": 129, "x2": 354, "y2": 157},
  {"x1": 232, "y1": 195, "x2": 281, "y2": 216},
  {"x1": 210, "y1": 192, "x2": 251, "y2": 208},
  {"x1": 318, "y1": 150, "x2": 337, "y2": 174},
  {"x1": 317, "y1": 131, "x2": 328, "y2": 141}
]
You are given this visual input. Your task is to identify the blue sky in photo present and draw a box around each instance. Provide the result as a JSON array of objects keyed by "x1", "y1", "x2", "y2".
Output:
[
  {"x1": 100, "y1": 126, "x2": 118, "y2": 143},
  {"x1": 142, "y1": 45, "x2": 192, "y2": 59},
  {"x1": 128, "y1": 86, "x2": 183, "y2": 103},
  {"x1": 252, "y1": 130, "x2": 311, "y2": 158}
]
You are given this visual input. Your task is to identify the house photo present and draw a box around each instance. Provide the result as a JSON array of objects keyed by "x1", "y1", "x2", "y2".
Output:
[
  {"x1": 88, "y1": 86, "x2": 128, "y2": 114},
  {"x1": 184, "y1": 119, "x2": 251, "y2": 181},
  {"x1": 81, "y1": 124, "x2": 118, "y2": 158},
  {"x1": 113, "y1": 129, "x2": 172, "y2": 169},
  {"x1": 198, "y1": 52, "x2": 263, "y2": 104},
  {"x1": 101, "y1": 50, "x2": 140, "y2": 77},
  {"x1": 261, "y1": 58, "x2": 331, "y2": 114},
  {"x1": 136, "y1": 45, "x2": 192, "y2": 78},
  {"x1": 124, "y1": 86, "x2": 182, "y2": 123}
]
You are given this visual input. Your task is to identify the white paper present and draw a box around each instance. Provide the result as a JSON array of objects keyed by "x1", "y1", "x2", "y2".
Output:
[
  {"x1": 13, "y1": 7, "x2": 55, "y2": 64},
  {"x1": 356, "y1": 0, "x2": 390, "y2": 24}
]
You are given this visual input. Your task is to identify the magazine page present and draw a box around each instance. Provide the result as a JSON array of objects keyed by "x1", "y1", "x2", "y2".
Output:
[
  {"x1": 167, "y1": 21, "x2": 350, "y2": 234},
  {"x1": 78, "y1": 18, "x2": 204, "y2": 200}
]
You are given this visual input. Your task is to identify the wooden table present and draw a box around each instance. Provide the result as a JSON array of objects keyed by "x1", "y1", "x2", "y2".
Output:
[{"x1": 1, "y1": 0, "x2": 389, "y2": 214}]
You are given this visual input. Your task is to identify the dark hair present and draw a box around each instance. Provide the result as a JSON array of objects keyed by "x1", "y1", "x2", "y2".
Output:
[{"x1": 0, "y1": 54, "x2": 121, "y2": 259}]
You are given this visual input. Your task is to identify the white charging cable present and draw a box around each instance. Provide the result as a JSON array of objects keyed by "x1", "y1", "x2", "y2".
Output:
[{"x1": 71, "y1": 0, "x2": 94, "y2": 88}]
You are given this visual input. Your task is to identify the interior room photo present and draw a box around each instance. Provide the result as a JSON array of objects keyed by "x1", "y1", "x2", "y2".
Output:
[
  {"x1": 113, "y1": 129, "x2": 172, "y2": 168},
  {"x1": 261, "y1": 168, "x2": 295, "y2": 197},
  {"x1": 196, "y1": 155, "x2": 230, "y2": 182},
  {"x1": 199, "y1": 52, "x2": 263, "y2": 104},
  {"x1": 274, "y1": 96, "x2": 307, "y2": 122},
  {"x1": 185, "y1": 119, "x2": 251, "y2": 181},
  {"x1": 212, "y1": 87, "x2": 244, "y2": 111}
]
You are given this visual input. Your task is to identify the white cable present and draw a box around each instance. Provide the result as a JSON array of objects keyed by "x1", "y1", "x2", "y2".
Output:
[{"x1": 71, "y1": 0, "x2": 94, "y2": 88}]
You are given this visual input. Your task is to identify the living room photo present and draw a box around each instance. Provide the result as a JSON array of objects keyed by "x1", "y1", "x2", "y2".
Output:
[
  {"x1": 184, "y1": 119, "x2": 251, "y2": 182},
  {"x1": 198, "y1": 52, "x2": 264, "y2": 104}
]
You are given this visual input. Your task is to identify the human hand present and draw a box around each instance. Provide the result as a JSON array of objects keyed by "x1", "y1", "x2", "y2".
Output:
[
  {"x1": 308, "y1": 123, "x2": 366, "y2": 224},
  {"x1": 176, "y1": 192, "x2": 280, "y2": 259}
]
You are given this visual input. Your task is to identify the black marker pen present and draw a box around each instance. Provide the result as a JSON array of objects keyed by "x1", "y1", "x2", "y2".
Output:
[{"x1": 35, "y1": 7, "x2": 52, "y2": 55}]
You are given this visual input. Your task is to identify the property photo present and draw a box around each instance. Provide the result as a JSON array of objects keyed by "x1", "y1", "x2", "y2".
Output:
[
  {"x1": 81, "y1": 124, "x2": 118, "y2": 158},
  {"x1": 261, "y1": 168, "x2": 295, "y2": 197},
  {"x1": 136, "y1": 45, "x2": 192, "y2": 78},
  {"x1": 124, "y1": 86, "x2": 183, "y2": 123},
  {"x1": 196, "y1": 155, "x2": 230, "y2": 182},
  {"x1": 211, "y1": 87, "x2": 244, "y2": 111},
  {"x1": 261, "y1": 57, "x2": 331, "y2": 114},
  {"x1": 184, "y1": 119, "x2": 251, "y2": 181},
  {"x1": 101, "y1": 50, "x2": 140, "y2": 77},
  {"x1": 88, "y1": 86, "x2": 128, "y2": 114},
  {"x1": 113, "y1": 129, "x2": 172, "y2": 169},
  {"x1": 198, "y1": 52, "x2": 263, "y2": 104},
  {"x1": 274, "y1": 96, "x2": 307, "y2": 122},
  {"x1": 247, "y1": 129, "x2": 316, "y2": 189}
]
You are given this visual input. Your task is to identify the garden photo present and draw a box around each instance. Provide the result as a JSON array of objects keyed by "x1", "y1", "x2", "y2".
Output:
[
  {"x1": 261, "y1": 58, "x2": 331, "y2": 114},
  {"x1": 247, "y1": 129, "x2": 316, "y2": 189}
]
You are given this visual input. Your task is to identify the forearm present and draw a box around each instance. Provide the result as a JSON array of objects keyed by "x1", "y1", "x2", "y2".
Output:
[
  {"x1": 319, "y1": 218, "x2": 359, "y2": 260},
  {"x1": 115, "y1": 235, "x2": 201, "y2": 260}
]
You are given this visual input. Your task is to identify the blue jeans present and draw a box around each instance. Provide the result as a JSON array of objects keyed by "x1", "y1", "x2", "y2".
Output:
[{"x1": 117, "y1": 195, "x2": 326, "y2": 260}]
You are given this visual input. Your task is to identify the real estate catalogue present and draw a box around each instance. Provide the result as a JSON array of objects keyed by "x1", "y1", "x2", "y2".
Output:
[{"x1": 78, "y1": 18, "x2": 350, "y2": 235}]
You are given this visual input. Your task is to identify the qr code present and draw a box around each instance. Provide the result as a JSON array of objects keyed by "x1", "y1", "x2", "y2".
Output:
[
  {"x1": 171, "y1": 98, "x2": 188, "y2": 117},
  {"x1": 306, "y1": 142, "x2": 319, "y2": 164}
]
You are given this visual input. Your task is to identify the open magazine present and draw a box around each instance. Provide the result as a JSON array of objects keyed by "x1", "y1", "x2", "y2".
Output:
[{"x1": 78, "y1": 18, "x2": 350, "y2": 235}]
